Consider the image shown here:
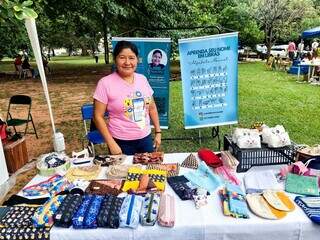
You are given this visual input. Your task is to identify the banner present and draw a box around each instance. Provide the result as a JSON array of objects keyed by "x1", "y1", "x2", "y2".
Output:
[
  {"x1": 178, "y1": 33, "x2": 238, "y2": 129},
  {"x1": 112, "y1": 37, "x2": 171, "y2": 129}
]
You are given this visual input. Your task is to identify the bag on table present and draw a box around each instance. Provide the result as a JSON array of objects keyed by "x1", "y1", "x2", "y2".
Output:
[
  {"x1": 232, "y1": 128, "x2": 261, "y2": 149},
  {"x1": 97, "y1": 195, "x2": 124, "y2": 228},
  {"x1": 158, "y1": 193, "x2": 175, "y2": 227},
  {"x1": 119, "y1": 194, "x2": 144, "y2": 229},
  {"x1": 140, "y1": 193, "x2": 161, "y2": 226},
  {"x1": 285, "y1": 173, "x2": 319, "y2": 196}
]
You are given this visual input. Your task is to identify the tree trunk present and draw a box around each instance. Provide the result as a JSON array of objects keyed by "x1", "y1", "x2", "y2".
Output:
[{"x1": 102, "y1": 4, "x2": 109, "y2": 64}]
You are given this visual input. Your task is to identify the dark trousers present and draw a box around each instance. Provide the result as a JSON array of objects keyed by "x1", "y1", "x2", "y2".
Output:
[{"x1": 114, "y1": 134, "x2": 153, "y2": 155}]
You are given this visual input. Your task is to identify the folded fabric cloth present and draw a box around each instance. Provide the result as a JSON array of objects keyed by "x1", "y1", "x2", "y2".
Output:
[
  {"x1": 0, "y1": 227, "x2": 50, "y2": 240},
  {"x1": 97, "y1": 195, "x2": 124, "y2": 228},
  {"x1": 285, "y1": 173, "x2": 319, "y2": 196},
  {"x1": 147, "y1": 163, "x2": 180, "y2": 177},
  {"x1": 22, "y1": 174, "x2": 63, "y2": 197},
  {"x1": 65, "y1": 165, "x2": 101, "y2": 182},
  {"x1": 0, "y1": 206, "x2": 38, "y2": 227},
  {"x1": 262, "y1": 190, "x2": 295, "y2": 212},
  {"x1": 214, "y1": 166, "x2": 241, "y2": 185},
  {"x1": 32, "y1": 195, "x2": 66, "y2": 228},
  {"x1": 133, "y1": 152, "x2": 164, "y2": 164},
  {"x1": 294, "y1": 196, "x2": 320, "y2": 224},
  {"x1": 246, "y1": 193, "x2": 287, "y2": 220},
  {"x1": 119, "y1": 194, "x2": 144, "y2": 229},
  {"x1": 193, "y1": 188, "x2": 208, "y2": 209},
  {"x1": 167, "y1": 175, "x2": 196, "y2": 201},
  {"x1": 54, "y1": 194, "x2": 83, "y2": 228},
  {"x1": 158, "y1": 193, "x2": 175, "y2": 227},
  {"x1": 122, "y1": 168, "x2": 166, "y2": 193},
  {"x1": 85, "y1": 179, "x2": 124, "y2": 196},
  {"x1": 106, "y1": 164, "x2": 143, "y2": 179},
  {"x1": 220, "y1": 150, "x2": 239, "y2": 170},
  {"x1": 226, "y1": 183, "x2": 250, "y2": 218},
  {"x1": 93, "y1": 154, "x2": 126, "y2": 166},
  {"x1": 3, "y1": 194, "x2": 49, "y2": 206},
  {"x1": 184, "y1": 161, "x2": 222, "y2": 192},
  {"x1": 181, "y1": 153, "x2": 198, "y2": 169},
  {"x1": 140, "y1": 193, "x2": 161, "y2": 226},
  {"x1": 244, "y1": 170, "x2": 280, "y2": 194},
  {"x1": 198, "y1": 148, "x2": 223, "y2": 168}
]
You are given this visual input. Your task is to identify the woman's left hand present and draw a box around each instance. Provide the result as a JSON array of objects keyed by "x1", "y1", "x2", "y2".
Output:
[{"x1": 153, "y1": 133, "x2": 161, "y2": 151}]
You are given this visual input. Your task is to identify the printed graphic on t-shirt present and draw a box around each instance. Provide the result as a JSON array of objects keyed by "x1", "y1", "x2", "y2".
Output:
[{"x1": 123, "y1": 90, "x2": 152, "y2": 129}]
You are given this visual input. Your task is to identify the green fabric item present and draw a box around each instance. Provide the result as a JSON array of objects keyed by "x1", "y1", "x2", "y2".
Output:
[
  {"x1": 285, "y1": 173, "x2": 319, "y2": 196},
  {"x1": 7, "y1": 118, "x2": 28, "y2": 126}
]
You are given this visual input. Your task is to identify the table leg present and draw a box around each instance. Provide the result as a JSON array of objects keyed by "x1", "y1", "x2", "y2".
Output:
[
  {"x1": 308, "y1": 66, "x2": 311, "y2": 82},
  {"x1": 297, "y1": 65, "x2": 300, "y2": 81}
]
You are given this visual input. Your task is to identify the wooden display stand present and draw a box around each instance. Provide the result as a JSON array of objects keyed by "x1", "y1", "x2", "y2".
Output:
[{"x1": 3, "y1": 137, "x2": 28, "y2": 173}]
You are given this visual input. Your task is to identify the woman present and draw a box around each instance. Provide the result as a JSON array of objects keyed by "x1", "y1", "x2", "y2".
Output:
[
  {"x1": 149, "y1": 49, "x2": 165, "y2": 69},
  {"x1": 93, "y1": 40, "x2": 161, "y2": 155}
]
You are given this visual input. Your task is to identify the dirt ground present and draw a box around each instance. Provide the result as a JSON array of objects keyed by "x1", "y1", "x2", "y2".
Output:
[{"x1": 0, "y1": 65, "x2": 112, "y2": 160}]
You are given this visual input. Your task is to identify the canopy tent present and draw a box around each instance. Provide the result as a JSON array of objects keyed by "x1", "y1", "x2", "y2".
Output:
[{"x1": 301, "y1": 26, "x2": 320, "y2": 38}]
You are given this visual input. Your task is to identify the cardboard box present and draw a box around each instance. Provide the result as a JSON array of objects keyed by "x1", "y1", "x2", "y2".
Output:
[{"x1": 4, "y1": 137, "x2": 28, "y2": 173}]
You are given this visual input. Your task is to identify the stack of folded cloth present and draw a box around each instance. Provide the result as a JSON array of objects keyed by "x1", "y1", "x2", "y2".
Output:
[{"x1": 294, "y1": 196, "x2": 320, "y2": 224}]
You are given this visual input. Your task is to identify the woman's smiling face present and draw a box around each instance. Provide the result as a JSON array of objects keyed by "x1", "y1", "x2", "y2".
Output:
[{"x1": 115, "y1": 48, "x2": 138, "y2": 78}]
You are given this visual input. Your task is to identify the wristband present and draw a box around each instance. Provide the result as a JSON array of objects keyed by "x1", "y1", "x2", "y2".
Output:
[{"x1": 155, "y1": 131, "x2": 162, "y2": 134}]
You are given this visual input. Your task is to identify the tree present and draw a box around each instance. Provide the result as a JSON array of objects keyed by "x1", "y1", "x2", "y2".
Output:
[{"x1": 249, "y1": 0, "x2": 315, "y2": 55}]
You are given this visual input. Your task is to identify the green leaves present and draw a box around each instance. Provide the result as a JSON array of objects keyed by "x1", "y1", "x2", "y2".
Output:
[{"x1": 13, "y1": 1, "x2": 38, "y2": 20}]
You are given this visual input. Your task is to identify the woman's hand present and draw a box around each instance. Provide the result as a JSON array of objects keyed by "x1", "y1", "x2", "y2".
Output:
[
  {"x1": 153, "y1": 133, "x2": 161, "y2": 151},
  {"x1": 108, "y1": 141, "x2": 122, "y2": 155}
]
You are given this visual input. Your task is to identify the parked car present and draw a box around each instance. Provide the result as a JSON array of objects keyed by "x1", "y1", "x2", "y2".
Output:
[{"x1": 270, "y1": 45, "x2": 288, "y2": 58}]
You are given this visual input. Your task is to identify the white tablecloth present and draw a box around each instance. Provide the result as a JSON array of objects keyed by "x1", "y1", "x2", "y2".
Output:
[{"x1": 22, "y1": 153, "x2": 320, "y2": 240}]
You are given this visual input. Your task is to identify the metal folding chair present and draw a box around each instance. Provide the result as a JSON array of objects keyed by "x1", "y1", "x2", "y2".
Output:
[{"x1": 6, "y1": 95, "x2": 38, "y2": 138}]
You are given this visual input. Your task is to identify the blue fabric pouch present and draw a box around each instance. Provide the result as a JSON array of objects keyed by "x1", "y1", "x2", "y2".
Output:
[
  {"x1": 83, "y1": 195, "x2": 104, "y2": 228},
  {"x1": 72, "y1": 195, "x2": 93, "y2": 229},
  {"x1": 119, "y1": 194, "x2": 143, "y2": 229},
  {"x1": 140, "y1": 193, "x2": 160, "y2": 226}
]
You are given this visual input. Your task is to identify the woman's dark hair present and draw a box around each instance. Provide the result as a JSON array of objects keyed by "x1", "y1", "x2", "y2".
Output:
[
  {"x1": 113, "y1": 40, "x2": 139, "y2": 59},
  {"x1": 152, "y1": 49, "x2": 162, "y2": 57}
]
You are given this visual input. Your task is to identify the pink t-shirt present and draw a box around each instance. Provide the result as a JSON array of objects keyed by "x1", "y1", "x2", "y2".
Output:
[{"x1": 93, "y1": 72, "x2": 154, "y2": 140}]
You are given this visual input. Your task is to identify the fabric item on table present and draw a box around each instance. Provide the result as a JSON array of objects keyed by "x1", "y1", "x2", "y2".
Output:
[
  {"x1": 167, "y1": 175, "x2": 196, "y2": 201},
  {"x1": 0, "y1": 227, "x2": 50, "y2": 240},
  {"x1": 54, "y1": 194, "x2": 83, "y2": 228},
  {"x1": 146, "y1": 163, "x2": 180, "y2": 177},
  {"x1": 65, "y1": 165, "x2": 101, "y2": 182},
  {"x1": 181, "y1": 153, "x2": 198, "y2": 169},
  {"x1": 85, "y1": 179, "x2": 124, "y2": 196},
  {"x1": 22, "y1": 174, "x2": 63, "y2": 197},
  {"x1": 32, "y1": 195, "x2": 66, "y2": 228},
  {"x1": 158, "y1": 193, "x2": 175, "y2": 227},
  {"x1": 2, "y1": 194, "x2": 49, "y2": 206},
  {"x1": 244, "y1": 170, "x2": 280, "y2": 194},
  {"x1": 93, "y1": 154, "x2": 126, "y2": 166},
  {"x1": 0, "y1": 207, "x2": 10, "y2": 222},
  {"x1": 198, "y1": 148, "x2": 223, "y2": 168},
  {"x1": 132, "y1": 152, "x2": 164, "y2": 164},
  {"x1": 122, "y1": 168, "x2": 166, "y2": 193},
  {"x1": 97, "y1": 195, "x2": 124, "y2": 228},
  {"x1": 0, "y1": 206, "x2": 38, "y2": 227},
  {"x1": 49, "y1": 179, "x2": 71, "y2": 197},
  {"x1": 220, "y1": 150, "x2": 239, "y2": 170},
  {"x1": 140, "y1": 193, "x2": 160, "y2": 226},
  {"x1": 226, "y1": 183, "x2": 250, "y2": 219},
  {"x1": 193, "y1": 188, "x2": 208, "y2": 209},
  {"x1": 83, "y1": 195, "x2": 104, "y2": 228},
  {"x1": 262, "y1": 190, "x2": 295, "y2": 211},
  {"x1": 73, "y1": 195, "x2": 93, "y2": 229},
  {"x1": 294, "y1": 196, "x2": 320, "y2": 224},
  {"x1": 106, "y1": 164, "x2": 143, "y2": 179},
  {"x1": 285, "y1": 173, "x2": 319, "y2": 196},
  {"x1": 214, "y1": 166, "x2": 241, "y2": 185},
  {"x1": 119, "y1": 194, "x2": 144, "y2": 229},
  {"x1": 246, "y1": 193, "x2": 287, "y2": 220},
  {"x1": 184, "y1": 161, "x2": 222, "y2": 192}
]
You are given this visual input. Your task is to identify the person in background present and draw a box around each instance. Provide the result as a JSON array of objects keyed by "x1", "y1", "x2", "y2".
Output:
[
  {"x1": 287, "y1": 41, "x2": 296, "y2": 61},
  {"x1": 149, "y1": 49, "x2": 165, "y2": 69},
  {"x1": 312, "y1": 39, "x2": 319, "y2": 58},
  {"x1": 22, "y1": 58, "x2": 35, "y2": 78},
  {"x1": 13, "y1": 54, "x2": 22, "y2": 71},
  {"x1": 93, "y1": 40, "x2": 161, "y2": 155},
  {"x1": 94, "y1": 51, "x2": 99, "y2": 63},
  {"x1": 297, "y1": 40, "x2": 304, "y2": 60}
]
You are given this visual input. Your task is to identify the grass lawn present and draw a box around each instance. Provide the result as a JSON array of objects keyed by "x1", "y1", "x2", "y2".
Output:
[{"x1": 1, "y1": 56, "x2": 320, "y2": 158}]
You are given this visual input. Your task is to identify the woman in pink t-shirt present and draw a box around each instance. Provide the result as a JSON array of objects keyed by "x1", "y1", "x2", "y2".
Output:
[{"x1": 93, "y1": 41, "x2": 161, "y2": 155}]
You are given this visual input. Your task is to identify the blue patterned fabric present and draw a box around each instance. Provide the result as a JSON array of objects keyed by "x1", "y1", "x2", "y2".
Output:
[
  {"x1": 140, "y1": 193, "x2": 160, "y2": 226},
  {"x1": 97, "y1": 195, "x2": 124, "y2": 228},
  {"x1": 72, "y1": 195, "x2": 93, "y2": 229},
  {"x1": 119, "y1": 194, "x2": 143, "y2": 229},
  {"x1": 83, "y1": 195, "x2": 104, "y2": 228}
]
